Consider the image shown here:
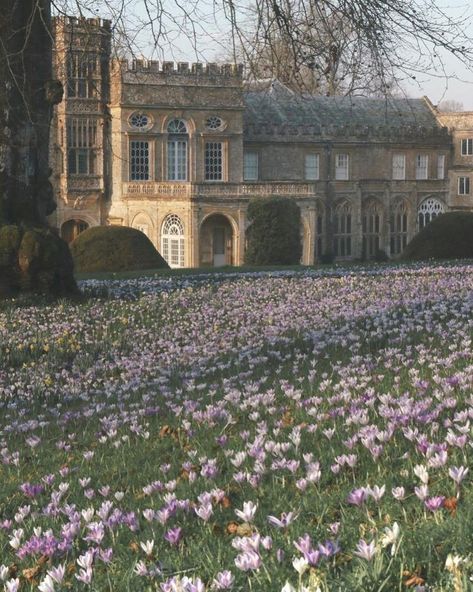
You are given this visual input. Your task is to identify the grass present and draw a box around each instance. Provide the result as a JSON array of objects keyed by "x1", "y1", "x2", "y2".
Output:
[{"x1": 0, "y1": 263, "x2": 472, "y2": 591}]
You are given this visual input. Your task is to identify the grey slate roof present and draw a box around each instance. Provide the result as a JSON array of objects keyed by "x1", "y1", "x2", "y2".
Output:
[{"x1": 243, "y1": 80, "x2": 444, "y2": 139}]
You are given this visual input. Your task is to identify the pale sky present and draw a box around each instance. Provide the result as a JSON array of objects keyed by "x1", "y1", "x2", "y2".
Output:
[{"x1": 73, "y1": 0, "x2": 473, "y2": 110}]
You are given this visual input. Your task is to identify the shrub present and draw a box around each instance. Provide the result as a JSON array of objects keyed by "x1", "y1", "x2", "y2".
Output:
[
  {"x1": 71, "y1": 226, "x2": 170, "y2": 273},
  {"x1": 0, "y1": 225, "x2": 77, "y2": 297},
  {"x1": 401, "y1": 211, "x2": 473, "y2": 261},
  {"x1": 320, "y1": 252, "x2": 335, "y2": 265},
  {"x1": 244, "y1": 197, "x2": 302, "y2": 265}
]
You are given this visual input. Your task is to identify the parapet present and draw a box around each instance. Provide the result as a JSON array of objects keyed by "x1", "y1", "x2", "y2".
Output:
[
  {"x1": 120, "y1": 59, "x2": 243, "y2": 79},
  {"x1": 53, "y1": 15, "x2": 112, "y2": 32}
]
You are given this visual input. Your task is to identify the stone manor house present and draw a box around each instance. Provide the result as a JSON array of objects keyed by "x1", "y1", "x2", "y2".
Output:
[{"x1": 49, "y1": 16, "x2": 473, "y2": 267}]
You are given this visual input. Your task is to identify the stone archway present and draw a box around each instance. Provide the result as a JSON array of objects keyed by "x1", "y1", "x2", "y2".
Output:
[
  {"x1": 61, "y1": 219, "x2": 89, "y2": 244},
  {"x1": 200, "y1": 214, "x2": 234, "y2": 267}
]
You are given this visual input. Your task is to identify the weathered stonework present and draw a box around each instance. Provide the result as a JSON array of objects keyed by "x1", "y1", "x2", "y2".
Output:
[{"x1": 49, "y1": 17, "x2": 473, "y2": 267}]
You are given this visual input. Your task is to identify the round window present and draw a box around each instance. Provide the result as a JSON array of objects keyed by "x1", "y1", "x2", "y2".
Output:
[
  {"x1": 206, "y1": 116, "x2": 224, "y2": 131},
  {"x1": 130, "y1": 113, "x2": 150, "y2": 129}
]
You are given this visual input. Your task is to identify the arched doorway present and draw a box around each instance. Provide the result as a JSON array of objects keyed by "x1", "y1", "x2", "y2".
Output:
[
  {"x1": 61, "y1": 219, "x2": 89, "y2": 243},
  {"x1": 200, "y1": 214, "x2": 234, "y2": 267}
]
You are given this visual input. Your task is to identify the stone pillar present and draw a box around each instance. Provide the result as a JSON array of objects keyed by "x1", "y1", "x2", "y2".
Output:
[
  {"x1": 384, "y1": 183, "x2": 391, "y2": 256},
  {"x1": 237, "y1": 206, "x2": 246, "y2": 265},
  {"x1": 190, "y1": 205, "x2": 200, "y2": 267},
  {"x1": 305, "y1": 204, "x2": 316, "y2": 265},
  {"x1": 352, "y1": 183, "x2": 363, "y2": 259}
]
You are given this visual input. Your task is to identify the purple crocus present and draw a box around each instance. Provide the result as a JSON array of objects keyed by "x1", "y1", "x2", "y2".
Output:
[
  {"x1": 424, "y1": 496, "x2": 445, "y2": 512},
  {"x1": 164, "y1": 526, "x2": 183, "y2": 546}
]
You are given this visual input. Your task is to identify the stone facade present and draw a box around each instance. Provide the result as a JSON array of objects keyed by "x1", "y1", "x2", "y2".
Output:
[{"x1": 49, "y1": 17, "x2": 473, "y2": 267}]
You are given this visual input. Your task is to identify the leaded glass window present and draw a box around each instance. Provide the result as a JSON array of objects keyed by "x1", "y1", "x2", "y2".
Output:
[
  {"x1": 130, "y1": 140, "x2": 150, "y2": 181},
  {"x1": 67, "y1": 118, "x2": 97, "y2": 175},
  {"x1": 205, "y1": 142, "x2": 223, "y2": 181}
]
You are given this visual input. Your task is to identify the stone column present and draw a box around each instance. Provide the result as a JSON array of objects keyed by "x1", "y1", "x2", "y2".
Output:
[
  {"x1": 352, "y1": 183, "x2": 363, "y2": 259},
  {"x1": 237, "y1": 206, "x2": 246, "y2": 265}
]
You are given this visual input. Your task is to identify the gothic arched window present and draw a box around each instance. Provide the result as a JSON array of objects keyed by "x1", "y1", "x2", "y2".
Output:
[
  {"x1": 161, "y1": 214, "x2": 185, "y2": 268},
  {"x1": 362, "y1": 199, "x2": 382, "y2": 259},
  {"x1": 333, "y1": 201, "x2": 352, "y2": 257},
  {"x1": 418, "y1": 198, "x2": 445, "y2": 230},
  {"x1": 167, "y1": 119, "x2": 188, "y2": 181},
  {"x1": 390, "y1": 200, "x2": 409, "y2": 255}
]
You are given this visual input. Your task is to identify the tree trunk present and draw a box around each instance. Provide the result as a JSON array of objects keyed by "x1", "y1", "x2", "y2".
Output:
[
  {"x1": 0, "y1": 0, "x2": 77, "y2": 297},
  {"x1": 0, "y1": 0, "x2": 60, "y2": 225}
]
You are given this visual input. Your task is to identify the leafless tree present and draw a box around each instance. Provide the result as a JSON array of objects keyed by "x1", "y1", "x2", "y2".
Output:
[{"x1": 438, "y1": 99, "x2": 465, "y2": 112}]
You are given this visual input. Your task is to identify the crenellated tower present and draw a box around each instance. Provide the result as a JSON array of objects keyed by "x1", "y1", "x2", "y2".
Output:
[{"x1": 50, "y1": 16, "x2": 112, "y2": 241}]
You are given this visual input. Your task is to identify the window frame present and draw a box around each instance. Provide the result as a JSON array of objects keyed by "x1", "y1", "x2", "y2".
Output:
[
  {"x1": 461, "y1": 138, "x2": 473, "y2": 156},
  {"x1": 243, "y1": 152, "x2": 259, "y2": 181},
  {"x1": 415, "y1": 154, "x2": 429, "y2": 180},
  {"x1": 305, "y1": 153, "x2": 320, "y2": 181},
  {"x1": 129, "y1": 138, "x2": 152, "y2": 181},
  {"x1": 67, "y1": 118, "x2": 98, "y2": 176},
  {"x1": 437, "y1": 154, "x2": 446, "y2": 180},
  {"x1": 458, "y1": 176, "x2": 470, "y2": 195},
  {"x1": 205, "y1": 141, "x2": 225, "y2": 181},
  {"x1": 335, "y1": 153, "x2": 349, "y2": 181},
  {"x1": 392, "y1": 154, "x2": 406, "y2": 180}
]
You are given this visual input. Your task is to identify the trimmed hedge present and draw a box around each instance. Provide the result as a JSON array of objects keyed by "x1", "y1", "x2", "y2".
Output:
[
  {"x1": 245, "y1": 197, "x2": 302, "y2": 265},
  {"x1": 401, "y1": 211, "x2": 473, "y2": 261},
  {"x1": 71, "y1": 226, "x2": 170, "y2": 273}
]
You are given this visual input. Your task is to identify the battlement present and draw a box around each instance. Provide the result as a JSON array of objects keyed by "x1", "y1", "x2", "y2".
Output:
[
  {"x1": 120, "y1": 59, "x2": 243, "y2": 79},
  {"x1": 53, "y1": 15, "x2": 112, "y2": 32}
]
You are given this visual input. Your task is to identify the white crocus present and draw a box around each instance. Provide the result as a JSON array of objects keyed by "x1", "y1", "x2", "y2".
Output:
[
  {"x1": 414, "y1": 464, "x2": 429, "y2": 484},
  {"x1": 292, "y1": 556, "x2": 309, "y2": 575},
  {"x1": 140, "y1": 539, "x2": 155, "y2": 555},
  {"x1": 380, "y1": 522, "x2": 401, "y2": 555}
]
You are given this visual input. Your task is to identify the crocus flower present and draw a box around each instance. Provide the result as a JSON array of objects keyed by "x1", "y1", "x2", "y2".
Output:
[
  {"x1": 267, "y1": 511, "x2": 297, "y2": 528},
  {"x1": 353, "y1": 539, "x2": 376, "y2": 561},
  {"x1": 448, "y1": 466, "x2": 469, "y2": 485},
  {"x1": 424, "y1": 496, "x2": 445, "y2": 512},
  {"x1": 234, "y1": 501, "x2": 258, "y2": 522},
  {"x1": 347, "y1": 488, "x2": 367, "y2": 506},
  {"x1": 211, "y1": 570, "x2": 234, "y2": 589}
]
